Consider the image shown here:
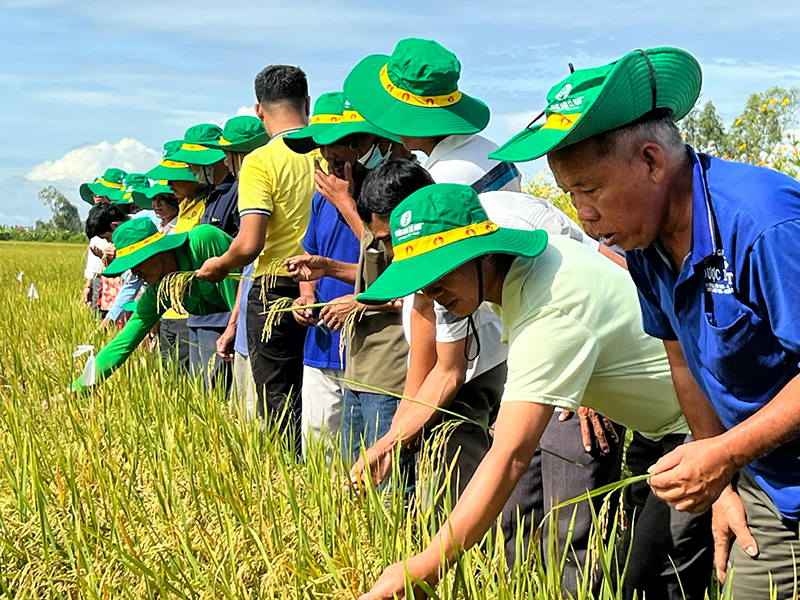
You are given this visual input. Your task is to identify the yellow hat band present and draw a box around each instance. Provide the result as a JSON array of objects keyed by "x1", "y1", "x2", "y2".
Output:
[
  {"x1": 541, "y1": 112, "x2": 583, "y2": 131},
  {"x1": 97, "y1": 178, "x2": 126, "y2": 190},
  {"x1": 380, "y1": 64, "x2": 462, "y2": 108},
  {"x1": 116, "y1": 232, "x2": 164, "y2": 258},
  {"x1": 341, "y1": 110, "x2": 366, "y2": 122},
  {"x1": 394, "y1": 220, "x2": 498, "y2": 262},
  {"x1": 180, "y1": 143, "x2": 210, "y2": 151},
  {"x1": 160, "y1": 159, "x2": 189, "y2": 169},
  {"x1": 311, "y1": 113, "x2": 346, "y2": 125}
]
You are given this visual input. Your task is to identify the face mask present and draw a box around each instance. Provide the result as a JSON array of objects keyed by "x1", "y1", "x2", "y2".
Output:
[
  {"x1": 356, "y1": 143, "x2": 392, "y2": 170},
  {"x1": 195, "y1": 165, "x2": 215, "y2": 185}
]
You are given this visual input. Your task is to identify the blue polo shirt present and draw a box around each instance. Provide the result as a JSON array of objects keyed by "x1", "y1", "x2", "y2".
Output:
[
  {"x1": 627, "y1": 148, "x2": 800, "y2": 520},
  {"x1": 302, "y1": 193, "x2": 360, "y2": 370}
]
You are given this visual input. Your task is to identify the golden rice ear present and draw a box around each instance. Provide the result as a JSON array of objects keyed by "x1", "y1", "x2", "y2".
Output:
[
  {"x1": 157, "y1": 271, "x2": 196, "y2": 315},
  {"x1": 261, "y1": 297, "x2": 294, "y2": 342}
]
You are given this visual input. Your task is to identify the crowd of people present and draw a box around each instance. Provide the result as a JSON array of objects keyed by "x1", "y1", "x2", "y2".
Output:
[{"x1": 73, "y1": 40, "x2": 800, "y2": 599}]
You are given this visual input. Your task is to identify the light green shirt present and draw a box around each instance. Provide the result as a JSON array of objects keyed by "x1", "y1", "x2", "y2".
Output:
[{"x1": 494, "y1": 235, "x2": 688, "y2": 441}]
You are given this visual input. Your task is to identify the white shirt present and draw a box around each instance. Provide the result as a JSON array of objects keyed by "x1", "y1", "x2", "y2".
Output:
[
  {"x1": 159, "y1": 216, "x2": 178, "y2": 235},
  {"x1": 425, "y1": 134, "x2": 521, "y2": 192},
  {"x1": 84, "y1": 236, "x2": 110, "y2": 279},
  {"x1": 402, "y1": 191, "x2": 600, "y2": 382}
]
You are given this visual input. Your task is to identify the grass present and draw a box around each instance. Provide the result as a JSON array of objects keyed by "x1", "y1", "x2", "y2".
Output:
[{"x1": 0, "y1": 241, "x2": 768, "y2": 599}]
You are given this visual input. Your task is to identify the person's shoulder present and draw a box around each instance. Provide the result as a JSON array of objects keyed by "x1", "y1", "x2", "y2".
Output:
[
  {"x1": 705, "y1": 155, "x2": 800, "y2": 230},
  {"x1": 189, "y1": 223, "x2": 232, "y2": 244}
]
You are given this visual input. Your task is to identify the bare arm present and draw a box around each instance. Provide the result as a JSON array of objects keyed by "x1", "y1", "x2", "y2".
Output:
[
  {"x1": 663, "y1": 340, "x2": 726, "y2": 439},
  {"x1": 598, "y1": 244, "x2": 628, "y2": 269},
  {"x1": 397, "y1": 295, "x2": 438, "y2": 410},
  {"x1": 196, "y1": 213, "x2": 268, "y2": 282}
]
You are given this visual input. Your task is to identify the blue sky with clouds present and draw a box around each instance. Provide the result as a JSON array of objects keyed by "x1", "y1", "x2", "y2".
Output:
[{"x1": 2, "y1": 0, "x2": 799, "y2": 225}]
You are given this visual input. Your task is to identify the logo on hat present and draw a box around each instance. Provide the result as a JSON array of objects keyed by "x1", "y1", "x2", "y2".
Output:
[
  {"x1": 400, "y1": 210, "x2": 412, "y2": 227},
  {"x1": 555, "y1": 84, "x2": 572, "y2": 101}
]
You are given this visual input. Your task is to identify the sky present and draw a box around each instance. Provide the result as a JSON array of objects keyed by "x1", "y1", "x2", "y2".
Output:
[{"x1": 2, "y1": 0, "x2": 800, "y2": 226}]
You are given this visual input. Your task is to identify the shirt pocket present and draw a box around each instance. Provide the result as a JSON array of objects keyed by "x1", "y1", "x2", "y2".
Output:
[{"x1": 697, "y1": 304, "x2": 786, "y2": 395}]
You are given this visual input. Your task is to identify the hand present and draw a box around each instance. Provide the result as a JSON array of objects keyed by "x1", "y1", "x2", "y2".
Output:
[
  {"x1": 348, "y1": 440, "x2": 396, "y2": 492},
  {"x1": 96, "y1": 316, "x2": 114, "y2": 332},
  {"x1": 82, "y1": 285, "x2": 93, "y2": 306},
  {"x1": 291, "y1": 295, "x2": 317, "y2": 327},
  {"x1": 647, "y1": 436, "x2": 735, "y2": 513},
  {"x1": 359, "y1": 553, "x2": 438, "y2": 600},
  {"x1": 103, "y1": 244, "x2": 117, "y2": 263},
  {"x1": 196, "y1": 256, "x2": 230, "y2": 283},
  {"x1": 216, "y1": 323, "x2": 237, "y2": 361},
  {"x1": 285, "y1": 254, "x2": 329, "y2": 282},
  {"x1": 712, "y1": 484, "x2": 758, "y2": 583},
  {"x1": 315, "y1": 159, "x2": 356, "y2": 212},
  {"x1": 560, "y1": 407, "x2": 620, "y2": 454},
  {"x1": 319, "y1": 294, "x2": 359, "y2": 333},
  {"x1": 89, "y1": 245, "x2": 105, "y2": 259}
]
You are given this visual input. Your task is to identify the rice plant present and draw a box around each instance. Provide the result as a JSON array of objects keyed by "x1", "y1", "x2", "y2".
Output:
[{"x1": 0, "y1": 241, "x2": 773, "y2": 599}]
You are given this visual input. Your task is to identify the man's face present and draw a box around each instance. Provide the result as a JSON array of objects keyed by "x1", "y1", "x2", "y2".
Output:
[
  {"x1": 98, "y1": 219, "x2": 125, "y2": 243},
  {"x1": 131, "y1": 252, "x2": 168, "y2": 285},
  {"x1": 224, "y1": 151, "x2": 245, "y2": 177},
  {"x1": 93, "y1": 194, "x2": 110, "y2": 204},
  {"x1": 169, "y1": 180, "x2": 200, "y2": 200},
  {"x1": 548, "y1": 138, "x2": 670, "y2": 251},
  {"x1": 151, "y1": 196, "x2": 178, "y2": 221},
  {"x1": 319, "y1": 135, "x2": 376, "y2": 184},
  {"x1": 421, "y1": 260, "x2": 482, "y2": 317},
  {"x1": 368, "y1": 215, "x2": 393, "y2": 260}
]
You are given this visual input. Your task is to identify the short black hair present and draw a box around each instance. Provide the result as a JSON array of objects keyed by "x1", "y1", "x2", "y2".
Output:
[
  {"x1": 357, "y1": 159, "x2": 435, "y2": 222},
  {"x1": 153, "y1": 193, "x2": 180, "y2": 210},
  {"x1": 254, "y1": 65, "x2": 308, "y2": 111},
  {"x1": 85, "y1": 202, "x2": 127, "y2": 239}
]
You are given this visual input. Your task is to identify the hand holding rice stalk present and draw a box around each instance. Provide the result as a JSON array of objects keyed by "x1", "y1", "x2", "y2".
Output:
[{"x1": 155, "y1": 270, "x2": 251, "y2": 315}]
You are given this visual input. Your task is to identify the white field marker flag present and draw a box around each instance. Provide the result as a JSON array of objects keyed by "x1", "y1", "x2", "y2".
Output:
[
  {"x1": 72, "y1": 344, "x2": 96, "y2": 387},
  {"x1": 27, "y1": 283, "x2": 39, "y2": 300},
  {"x1": 16, "y1": 271, "x2": 23, "y2": 283}
]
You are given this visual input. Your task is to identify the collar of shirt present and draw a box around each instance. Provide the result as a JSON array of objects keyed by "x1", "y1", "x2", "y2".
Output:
[{"x1": 425, "y1": 134, "x2": 474, "y2": 170}]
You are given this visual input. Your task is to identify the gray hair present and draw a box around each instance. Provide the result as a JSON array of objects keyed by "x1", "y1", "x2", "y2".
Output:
[{"x1": 592, "y1": 114, "x2": 686, "y2": 160}]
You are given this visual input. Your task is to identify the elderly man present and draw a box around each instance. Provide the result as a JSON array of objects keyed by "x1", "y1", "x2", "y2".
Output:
[{"x1": 493, "y1": 46, "x2": 800, "y2": 598}]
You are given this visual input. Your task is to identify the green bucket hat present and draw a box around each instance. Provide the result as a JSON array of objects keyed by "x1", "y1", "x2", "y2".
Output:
[
  {"x1": 343, "y1": 38, "x2": 490, "y2": 137},
  {"x1": 356, "y1": 183, "x2": 548, "y2": 304},
  {"x1": 145, "y1": 140, "x2": 198, "y2": 182},
  {"x1": 284, "y1": 92, "x2": 348, "y2": 154},
  {"x1": 170, "y1": 124, "x2": 227, "y2": 165},
  {"x1": 489, "y1": 47, "x2": 702, "y2": 162},
  {"x1": 114, "y1": 173, "x2": 149, "y2": 206},
  {"x1": 79, "y1": 168, "x2": 128, "y2": 204},
  {"x1": 132, "y1": 180, "x2": 174, "y2": 210},
  {"x1": 103, "y1": 218, "x2": 188, "y2": 277},
  {"x1": 200, "y1": 116, "x2": 270, "y2": 153}
]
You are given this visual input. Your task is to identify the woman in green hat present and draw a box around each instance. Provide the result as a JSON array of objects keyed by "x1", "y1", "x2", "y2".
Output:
[
  {"x1": 146, "y1": 141, "x2": 206, "y2": 234},
  {"x1": 132, "y1": 181, "x2": 180, "y2": 234},
  {"x1": 71, "y1": 218, "x2": 239, "y2": 390},
  {"x1": 356, "y1": 183, "x2": 706, "y2": 600}
]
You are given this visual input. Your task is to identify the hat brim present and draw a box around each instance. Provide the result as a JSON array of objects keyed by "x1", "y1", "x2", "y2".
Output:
[
  {"x1": 284, "y1": 124, "x2": 336, "y2": 154},
  {"x1": 103, "y1": 232, "x2": 188, "y2": 277},
  {"x1": 145, "y1": 164, "x2": 197, "y2": 182},
  {"x1": 313, "y1": 120, "x2": 402, "y2": 146},
  {"x1": 490, "y1": 47, "x2": 702, "y2": 162},
  {"x1": 81, "y1": 182, "x2": 125, "y2": 203},
  {"x1": 169, "y1": 147, "x2": 226, "y2": 166},
  {"x1": 343, "y1": 54, "x2": 491, "y2": 137},
  {"x1": 202, "y1": 133, "x2": 270, "y2": 153},
  {"x1": 357, "y1": 228, "x2": 548, "y2": 304}
]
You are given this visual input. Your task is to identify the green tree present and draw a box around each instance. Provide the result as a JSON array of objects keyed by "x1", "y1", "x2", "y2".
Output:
[
  {"x1": 37, "y1": 185, "x2": 82, "y2": 233},
  {"x1": 681, "y1": 99, "x2": 729, "y2": 155},
  {"x1": 727, "y1": 86, "x2": 799, "y2": 163}
]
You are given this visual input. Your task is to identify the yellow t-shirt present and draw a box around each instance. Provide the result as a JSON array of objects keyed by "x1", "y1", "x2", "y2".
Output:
[
  {"x1": 496, "y1": 235, "x2": 688, "y2": 441},
  {"x1": 237, "y1": 135, "x2": 316, "y2": 277},
  {"x1": 174, "y1": 196, "x2": 204, "y2": 234}
]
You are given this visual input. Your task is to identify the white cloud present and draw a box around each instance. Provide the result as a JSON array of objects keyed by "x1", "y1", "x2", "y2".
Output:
[
  {"x1": 25, "y1": 138, "x2": 160, "y2": 183},
  {"x1": 235, "y1": 105, "x2": 257, "y2": 118}
]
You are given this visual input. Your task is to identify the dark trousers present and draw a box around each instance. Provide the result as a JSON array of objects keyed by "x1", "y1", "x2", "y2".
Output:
[
  {"x1": 159, "y1": 318, "x2": 191, "y2": 372},
  {"x1": 622, "y1": 432, "x2": 713, "y2": 600},
  {"x1": 189, "y1": 325, "x2": 232, "y2": 393},
  {"x1": 501, "y1": 411, "x2": 626, "y2": 595},
  {"x1": 246, "y1": 280, "x2": 305, "y2": 445}
]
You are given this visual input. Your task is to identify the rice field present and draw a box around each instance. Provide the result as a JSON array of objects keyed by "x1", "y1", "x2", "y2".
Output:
[{"x1": 0, "y1": 241, "x2": 720, "y2": 599}]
